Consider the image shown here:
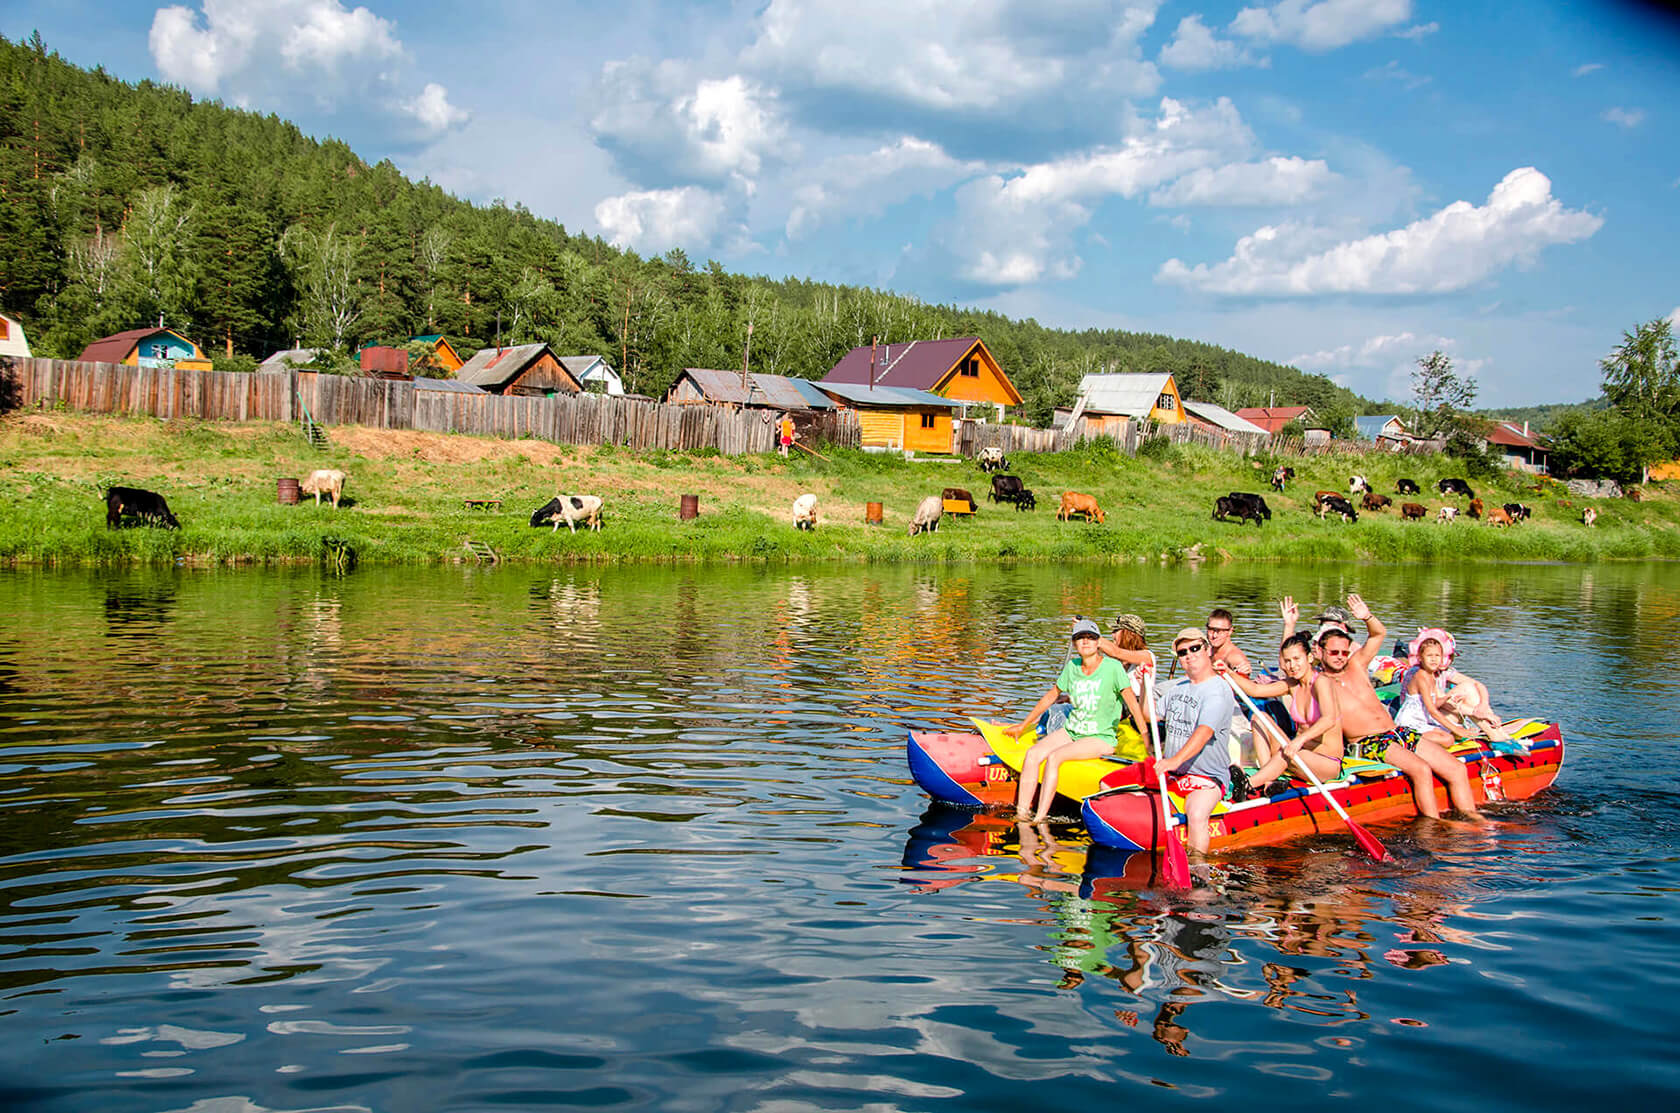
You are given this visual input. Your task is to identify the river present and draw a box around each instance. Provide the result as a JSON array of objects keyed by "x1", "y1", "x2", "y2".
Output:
[{"x1": 1, "y1": 561, "x2": 1677, "y2": 1111}]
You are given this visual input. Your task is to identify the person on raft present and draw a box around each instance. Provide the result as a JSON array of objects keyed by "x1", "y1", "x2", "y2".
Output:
[
  {"x1": 1204, "y1": 607, "x2": 1253, "y2": 676},
  {"x1": 1004, "y1": 618, "x2": 1146, "y2": 823},
  {"x1": 1138, "y1": 628, "x2": 1238, "y2": 854},
  {"x1": 1317, "y1": 595, "x2": 1482, "y2": 819},
  {"x1": 1228, "y1": 631, "x2": 1344, "y2": 796},
  {"x1": 1396, "y1": 629, "x2": 1512, "y2": 743}
]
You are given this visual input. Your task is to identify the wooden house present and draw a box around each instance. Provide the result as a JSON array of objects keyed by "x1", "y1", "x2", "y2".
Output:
[
  {"x1": 819, "y1": 337, "x2": 1022, "y2": 420},
  {"x1": 1354, "y1": 414, "x2": 1412, "y2": 445},
  {"x1": 409, "y1": 334, "x2": 463, "y2": 373},
  {"x1": 0, "y1": 311, "x2": 30, "y2": 359},
  {"x1": 1182, "y1": 400, "x2": 1270, "y2": 437},
  {"x1": 1235, "y1": 405, "x2": 1316, "y2": 434},
  {"x1": 815, "y1": 381, "x2": 960, "y2": 453},
  {"x1": 454, "y1": 342, "x2": 581, "y2": 397},
  {"x1": 1484, "y1": 421, "x2": 1550, "y2": 474},
  {"x1": 1059, "y1": 372, "x2": 1186, "y2": 432},
  {"x1": 77, "y1": 327, "x2": 212, "y2": 370},
  {"x1": 560, "y1": 355, "x2": 625, "y2": 396},
  {"x1": 666, "y1": 368, "x2": 835, "y2": 412}
]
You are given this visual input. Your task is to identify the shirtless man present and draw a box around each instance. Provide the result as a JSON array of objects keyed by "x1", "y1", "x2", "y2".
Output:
[
  {"x1": 1317, "y1": 594, "x2": 1480, "y2": 819},
  {"x1": 1205, "y1": 608, "x2": 1252, "y2": 676}
]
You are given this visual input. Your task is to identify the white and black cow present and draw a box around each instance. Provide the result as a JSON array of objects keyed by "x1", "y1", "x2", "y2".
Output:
[{"x1": 530, "y1": 495, "x2": 604, "y2": 532}]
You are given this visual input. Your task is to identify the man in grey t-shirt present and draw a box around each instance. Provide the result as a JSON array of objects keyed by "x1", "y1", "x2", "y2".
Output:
[{"x1": 1149, "y1": 627, "x2": 1236, "y2": 853}]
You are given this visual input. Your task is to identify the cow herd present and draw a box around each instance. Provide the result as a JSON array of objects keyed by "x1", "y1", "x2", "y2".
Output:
[
  {"x1": 104, "y1": 469, "x2": 352, "y2": 530},
  {"x1": 1217, "y1": 472, "x2": 1549, "y2": 529}
]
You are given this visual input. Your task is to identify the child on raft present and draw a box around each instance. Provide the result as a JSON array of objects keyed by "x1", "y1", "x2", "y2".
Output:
[
  {"x1": 1395, "y1": 629, "x2": 1511, "y2": 743},
  {"x1": 1228, "y1": 631, "x2": 1344, "y2": 795},
  {"x1": 1004, "y1": 618, "x2": 1146, "y2": 823}
]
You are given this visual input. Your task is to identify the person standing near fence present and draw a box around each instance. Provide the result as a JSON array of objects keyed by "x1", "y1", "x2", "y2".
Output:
[{"x1": 778, "y1": 413, "x2": 794, "y2": 456}]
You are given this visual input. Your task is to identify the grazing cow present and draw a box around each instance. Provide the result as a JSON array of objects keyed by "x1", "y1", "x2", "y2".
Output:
[
  {"x1": 942, "y1": 486, "x2": 978, "y2": 514},
  {"x1": 977, "y1": 446, "x2": 1008, "y2": 473},
  {"x1": 1015, "y1": 488, "x2": 1036, "y2": 511},
  {"x1": 1486, "y1": 507, "x2": 1514, "y2": 527},
  {"x1": 529, "y1": 494, "x2": 604, "y2": 532},
  {"x1": 1349, "y1": 475, "x2": 1371, "y2": 494},
  {"x1": 908, "y1": 494, "x2": 943, "y2": 536},
  {"x1": 298, "y1": 468, "x2": 347, "y2": 508},
  {"x1": 1401, "y1": 502, "x2": 1427, "y2": 520},
  {"x1": 1438, "y1": 477, "x2": 1474, "y2": 498},
  {"x1": 1502, "y1": 503, "x2": 1531, "y2": 521},
  {"x1": 1437, "y1": 506, "x2": 1458, "y2": 523},
  {"x1": 989, "y1": 474, "x2": 1026, "y2": 505},
  {"x1": 1361, "y1": 491, "x2": 1392, "y2": 512},
  {"x1": 1317, "y1": 494, "x2": 1358, "y2": 522},
  {"x1": 1626, "y1": 487, "x2": 1644, "y2": 503},
  {"x1": 1270, "y1": 465, "x2": 1295, "y2": 492},
  {"x1": 105, "y1": 486, "x2": 180, "y2": 529},
  {"x1": 1397, "y1": 478, "x2": 1420, "y2": 495},
  {"x1": 1467, "y1": 497, "x2": 1484, "y2": 519},
  {"x1": 1311, "y1": 489, "x2": 1340, "y2": 511},
  {"x1": 1583, "y1": 507, "x2": 1598, "y2": 527},
  {"x1": 1058, "y1": 492, "x2": 1105, "y2": 524},
  {"x1": 791, "y1": 493, "x2": 818, "y2": 530},
  {"x1": 1214, "y1": 492, "x2": 1270, "y2": 526}
]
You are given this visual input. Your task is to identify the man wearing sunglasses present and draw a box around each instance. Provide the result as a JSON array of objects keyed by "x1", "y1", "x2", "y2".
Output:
[
  {"x1": 1204, "y1": 608, "x2": 1252, "y2": 676},
  {"x1": 1317, "y1": 593, "x2": 1481, "y2": 819},
  {"x1": 1143, "y1": 627, "x2": 1237, "y2": 854}
]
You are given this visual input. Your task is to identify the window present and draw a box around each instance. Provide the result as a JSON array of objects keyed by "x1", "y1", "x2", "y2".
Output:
[
  {"x1": 0, "y1": 319, "x2": 9, "y2": 339},
  {"x1": 1157, "y1": 392, "x2": 1176, "y2": 412},
  {"x1": 920, "y1": 413, "x2": 937, "y2": 429},
  {"x1": 153, "y1": 343, "x2": 170, "y2": 359},
  {"x1": 960, "y1": 357, "x2": 980, "y2": 377}
]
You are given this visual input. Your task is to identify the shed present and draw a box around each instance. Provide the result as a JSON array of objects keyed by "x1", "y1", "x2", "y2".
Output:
[
  {"x1": 454, "y1": 342, "x2": 582, "y2": 397},
  {"x1": 413, "y1": 376, "x2": 488, "y2": 394},
  {"x1": 820, "y1": 337, "x2": 1022, "y2": 419},
  {"x1": 1063, "y1": 372, "x2": 1185, "y2": 432},
  {"x1": 560, "y1": 355, "x2": 624, "y2": 396},
  {"x1": 78, "y1": 327, "x2": 212, "y2": 370},
  {"x1": 0, "y1": 311, "x2": 31, "y2": 359},
  {"x1": 359, "y1": 345, "x2": 412, "y2": 379},
  {"x1": 259, "y1": 348, "x2": 321, "y2": 370},
  {"x1": 815, "y1": 381, "x2": 959, "y2": 453},
  {"x1": 667, "y1": 368, "x2": 836, "y2": 411},
  {"x1": 1182, "y1": 400, "x2": 1271, "y2": 437}
]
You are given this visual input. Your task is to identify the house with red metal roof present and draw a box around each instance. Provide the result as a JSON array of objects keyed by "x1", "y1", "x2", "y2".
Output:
[
  {"x1": 1484, "y1": 421, "x2": 1550, "y2": 474},
  {"x1": 819, "y1": 337, "x2": 1022, "y2": 420},
  {"x1": 77, "y1": 327, "x2": 212, "y2": 370},
  {"x1": 1234, "y1": 405, "x2": 1316, "y2": 434}
]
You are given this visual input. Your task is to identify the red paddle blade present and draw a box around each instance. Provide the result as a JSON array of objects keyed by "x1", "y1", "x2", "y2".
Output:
[
  {"x1": 1348, "y1": 820, "x2": 1392, "y2": 863},
  {"x1": 1162, "y1": 834, "x2": 1192, "y2": 889}
]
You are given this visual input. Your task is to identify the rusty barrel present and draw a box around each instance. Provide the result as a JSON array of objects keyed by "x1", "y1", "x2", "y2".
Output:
[
  {"x1": 865, "y1": 501, "x2": 883, "y2": 526},
  {"x1": 277, "y1": 477, "x2": 300, "y2": 505},
  {"x1": 679, "y1": 493, "x2": 700, "y2": 520}
]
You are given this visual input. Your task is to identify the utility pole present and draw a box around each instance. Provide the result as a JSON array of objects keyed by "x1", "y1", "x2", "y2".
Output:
[{"x1": 741, "y1": 321, "x2": 753, "y2": 390}]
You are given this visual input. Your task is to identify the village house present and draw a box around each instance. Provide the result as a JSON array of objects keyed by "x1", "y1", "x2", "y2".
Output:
[
  {"x1": 0, "y1": 311, "x2": 31, "y2": 359},
  {"x1": 454, "y1": 342, "x2": 581, "y2": 397},
  {"x1": 1181, "y1": 400, "x2": 1271, "y2": 438},
  {"x1": 560, "y1": 355, "x2": 625, "y2": 396},
  {"x1": 1235, "y1": 404, "x2": 1332, "y2": 444},
  {"x1": 1484, "y1": 421, "x2": 1550, "y2": 474},
  {"x1": 815, "y1": 381, "x2": 960, "y2": 453},
  {"x1": 78, "y1": 327, "x2": 213, "y2": 370},
  {"x1": 409, "y1": 334, "x2": 463, "y2": 373},
  {"x1": 819, "y1": 337, "x2": 1022, "y2": 421},
  {"x1": 665, "y1": 368, "x2": 835, "y2": 413},
  {"x1": 1354, "y1": 414, "x2": 1413, "y2": 446},
  {"x1": 1057, "y1": 372, "x2": 1187, "y2": 433}
]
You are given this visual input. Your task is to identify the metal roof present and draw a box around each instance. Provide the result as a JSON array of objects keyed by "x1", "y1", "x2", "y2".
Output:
[
  {"x1": 819, "y1": 336, "x2": 1022, "y2": 404},
  {"x1": 1074, "y1": 373, "x2": 1175, "y2": 418},
  {"x1": 557, "y1": 355, "x2": 609, "y2": 377},
  {"x1": 1234, "y1": 405, "x2": 1315, "y2": 433},
  {"x1": 259, "y1": 348, "x2": 321, "y2": 369},
  {"x1": 672, "y1": 368, "x2": 835, "y2": 410},
  {"x1": 1181, "y1": 400, "x2": 1270, "y2": 436},
  {"x1": 413, "y1": 376, "x2": 487, "y2": 393},
  {"x1": 814, "y1": 381, "x2": 959, "y2": 409},
  {"x1": 455, "y1": 343, "x2": 578, "y2": 389},
  {"x1": 78, "y1": 327, "x2": 200, "y2": 364},
  {"x1": 1354, "y1": 415, "x2": 1410, "y2": 441}
]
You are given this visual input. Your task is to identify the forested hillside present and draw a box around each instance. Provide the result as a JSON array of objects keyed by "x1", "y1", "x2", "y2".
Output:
[{"x1": 0, "y1": 33, "x2": 1367, "y2": 423}]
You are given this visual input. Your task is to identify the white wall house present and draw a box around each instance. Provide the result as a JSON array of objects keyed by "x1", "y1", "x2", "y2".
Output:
[
  {"x1": 559, "y1": 355, "x2": 624, "y2": 396},
  {"x1": 0, "y1": 312, "x2": 31, "y2": 359}
]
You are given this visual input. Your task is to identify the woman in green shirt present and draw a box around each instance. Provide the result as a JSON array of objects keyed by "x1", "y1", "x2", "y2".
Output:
[{"x1": 1005, "y1": 618, "x2": 1145, "y2": 822}]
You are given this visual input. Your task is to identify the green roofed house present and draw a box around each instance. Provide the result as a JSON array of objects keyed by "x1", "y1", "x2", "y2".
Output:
[{"x1": 409, "y1": 335, "x2": 463, "y2": 373}]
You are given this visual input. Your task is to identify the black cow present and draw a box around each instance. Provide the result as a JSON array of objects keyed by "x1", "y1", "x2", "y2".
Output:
[
  {"x1": 1015, "y1": 488, "x2": 1036, "y2": 511},
  {"x1": 1438, "y1": 478, "x2": 1475, "y2": 498},
  {"x1": 1397, "y1": 478, "x2": 1420, "y2": 495},
  {"x1": 989, "y1": 474, "x2": 1026, "y2": 504},
  {"x1": 1214, "y1": 492, "x2": 1271, "y2": 526},
  {"x1": 105, "y1": 486, "x2": 180, "y2": 529},
  {"x1": 1317, "y1": 494, "x2": 1359, "y2": 522},
  {"x1": 1502, "y1": 502, "x2": 1532, "y2": 521}
]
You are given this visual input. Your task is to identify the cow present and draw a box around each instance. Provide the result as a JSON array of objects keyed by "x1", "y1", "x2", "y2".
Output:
[
  {"x1": 908, "y1": 494, "x2": 943, "y2": 536},
  {"x1": 299, "y1": 468, "x2": 347, "y2": 508},
  {"x1": 1486, "y1": 507, "x2": 1514, "y2": 527},
  {"x1": 1467, "y1": 497, "x2": 1484, "y2": 519},
  {"x1": 1397, "y1": 478, "x2": 1420, "y2": 495},
  {"x1": 989, "y1": 474, "x2": 1026, "y2": 505},
  {"x1": 1316, "y1": 494, "x2": 1358, "y2": 522},
  {"x1": 1401, "y1": 502, "x2": 1427, "y2": 520},
  {"x1": 1015, "y1": 488, "x2": 1036, "y2": 511},
  {"x1": 1311, "y1": 489, "x2": 1340, "y2": 512},
  {"x1": 1582, "y1": 507, "x2": 1598, "y2": 527},
  {"x1": 530, "y1": 494, "x2": 604, "y2": 532},
  {"x1": 1270, "y1": 465, "x2": 1295, "y2": 492},
  {"x1": 1214, "y1": 493, "x2": 1270, "y2": 526},
  {"x1": 1626, "y1": 487, "x2": 1644, "y2": 503},
  {"x1": 791, "y1": 493, "x2": 818, "y2": 530},
  {"x1": 1360, "y1": 491, "x2": 1391, "y2": 512},
  {"x1": 942, "y1": 486, "x2": 978, "y2": 514},
  {"x1": 1502, "y1": 503, "x2": 1531, "y2": 521},
  {"x1": 105, "y1": 486, "x2": 180, "y2": 529},
  {"x1": 1058, "y1": 492, "x2": 1105, "y2": 524},
  {"x1": 1437, "y1": 506, "x2": 1458, "y2": 523},
  {"x1": 1438, "y1": 478, "x2": 1474, "y2": 498},
  {"x1": 977, "y1": 446, "x2": 1008, "y2": 473},
  {"x1": 1349, "y1": 475, "x2": 1371, "y2": 494}
]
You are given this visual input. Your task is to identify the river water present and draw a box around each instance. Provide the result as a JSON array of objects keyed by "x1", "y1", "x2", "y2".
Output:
[{"x1": 1, "y1": 561, "x2": 1676, "y2": 1112}]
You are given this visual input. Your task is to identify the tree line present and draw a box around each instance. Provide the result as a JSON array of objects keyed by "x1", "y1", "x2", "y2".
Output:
[{"x1": 0, "y1": 33, "x2": 1372, "y2": 425}]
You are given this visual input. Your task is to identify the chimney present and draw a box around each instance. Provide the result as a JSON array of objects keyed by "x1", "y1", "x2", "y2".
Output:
[
  {"x1": 1523, "y1": 420, "x2": 1529, "y2": 437},
  {"x1": 870, "y1": 335, "x2": 878, "y2": 387}
]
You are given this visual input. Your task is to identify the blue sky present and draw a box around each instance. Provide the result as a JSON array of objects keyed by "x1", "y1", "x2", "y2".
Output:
[{"x1": 7, "y1": 0, "x2": 1678, "y2": 406}]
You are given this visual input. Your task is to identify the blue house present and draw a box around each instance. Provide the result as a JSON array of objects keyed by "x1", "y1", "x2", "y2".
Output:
[{"x1": 1354, "y1": 414, "x2": 1412, "y2": 444}]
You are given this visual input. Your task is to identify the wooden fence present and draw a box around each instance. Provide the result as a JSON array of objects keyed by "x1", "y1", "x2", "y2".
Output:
[
  {"x1": 956, "y1": 416, "x2": 1270, "y2": 457},
  {"x1": 4, "y1": 357, "x2": 858, "y2": 455}
]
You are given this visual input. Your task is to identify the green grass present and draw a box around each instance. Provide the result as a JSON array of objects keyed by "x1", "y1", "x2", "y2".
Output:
[{"x1": 3, "y1": 413, "x2": 1676, "y2": 567}]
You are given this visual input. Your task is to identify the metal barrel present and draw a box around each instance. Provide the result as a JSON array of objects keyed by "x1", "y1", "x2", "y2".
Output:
[
  {"x1": 277, "y1": 477, "x2": 300, "y2": 505},
  {"x1": 865, "y1": 501, "x2": 883, "y2": 526},
  {"x1": 679, "y1": 493, "x2": 700, "y2": 520}
]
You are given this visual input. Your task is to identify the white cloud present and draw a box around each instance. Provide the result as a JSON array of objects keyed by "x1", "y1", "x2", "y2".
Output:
[
  {"x1": 595, "y1": 186, "x2": 733, "y2": 254},
  {"x1": 1573, "y1": 62, "x2": 1604, "y2": 77},
  {"x1": 1158, "y1": 166, "x2": 1603, "y2": 295},
  {"x1": 948, "y1": 97, "x2": 1253, "y2": 284},
  {"x1": 1395, "y1": 21, "x2": 1438, "y2": 40},
  {"x1": 1670, "y1": 306, "x2": 1680, "y2": 327},
  {"x1": 148, "y1": 1, "x2": 463, "y2": 136},
  {"x1": 1292, "y1": 330, "x2": 1431, "y2": 368},
  {"x1": 1603, "y1": 106, "x2": 1645, "y2": 129},
  {"x1": 1159, "y1": 15, "x2": 1260, "y2": 71},
  {"x1": 1231, "y1": 0, "x2": 1413, "y2": 51},
  {"x1": 1364, "y1": 60, "x2": 1430, "y2": 90},
  {"x1": 1149, "y1": 156, "x2": 1334, "y2": 206},
  {"x1": 592, "y1": 62, "x2": 787, "y2": 186},
  {"x1": 785, "y1": 137, "x2": 982, "y2": 239}
]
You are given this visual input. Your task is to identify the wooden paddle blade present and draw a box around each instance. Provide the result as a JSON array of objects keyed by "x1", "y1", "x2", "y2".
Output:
[{"x1": 1347, "y1": 819, "x2": 1392, "y2": 863}]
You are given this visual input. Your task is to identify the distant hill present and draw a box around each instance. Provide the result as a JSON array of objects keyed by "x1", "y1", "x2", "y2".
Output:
[
  {"x1": 0, "y1": 33, "x2": 1368, "y2": 423},
  {"x1": 1475, "y1": 399, "x2": 1605, "y2": 433}
]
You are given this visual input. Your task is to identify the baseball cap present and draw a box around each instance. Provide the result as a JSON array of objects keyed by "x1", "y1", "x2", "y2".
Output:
[
  {"x1": 1172, "y1": 626, "x2": 1206, "y2": 648},
  {"x1": 1071, "y1": 618, "x2": 1101, "y2": 639}
]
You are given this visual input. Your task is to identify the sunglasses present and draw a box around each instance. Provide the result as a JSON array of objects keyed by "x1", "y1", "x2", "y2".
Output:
[
  {"x1": 1206, "y1": 625, "x2": 1232, "y2": 634},
  {"x1": 1175, "y1": 642, "x2": 1207, "y2": 657}
]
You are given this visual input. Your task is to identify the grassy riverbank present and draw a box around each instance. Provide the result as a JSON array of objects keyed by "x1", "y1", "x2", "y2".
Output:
[{"x1": 3, "y1": 412, "x2": 1677, "y2": 566}]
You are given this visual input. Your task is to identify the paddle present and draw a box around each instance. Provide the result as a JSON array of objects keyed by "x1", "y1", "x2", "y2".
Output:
[
  {"x1": 1225, "y1": 676, "x2": 1393, "y2": 864},
  {"x1": 1144, "y1": 657, "x2": 1192, "y2": 889}
]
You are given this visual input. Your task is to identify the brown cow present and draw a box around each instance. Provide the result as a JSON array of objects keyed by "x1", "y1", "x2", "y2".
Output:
[
  {"x1": 1360, "y1": 491, "x2": 1391, "y2": 512},
  {"x1": 941, "y1": 486, "x2": 978, "y2": 514},
  {"x1": 1312, "y1": 489, "x2": 1339, "y2": 512},
  {"x1": 1401, "y1": 502, "x2": 1426, "y2": 520},
  {"x1": 1467, "y1": 497, "x2": 1483, "y2": 519},
  {"x1": 1058, "y1": 492, "x2": 1105, "y2": 523},
  {"x1": 1486, "y1": 506, "x2": 1513, "y2": 527}
]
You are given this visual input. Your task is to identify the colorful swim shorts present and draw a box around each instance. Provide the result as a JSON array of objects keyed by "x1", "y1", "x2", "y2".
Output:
[
  {"x1": 1348, "y1": 727, "x2": 1420, "y2": 761},
  {"x1": 1167, "y1": 772, "x2": 1225, "y2": 798}
]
